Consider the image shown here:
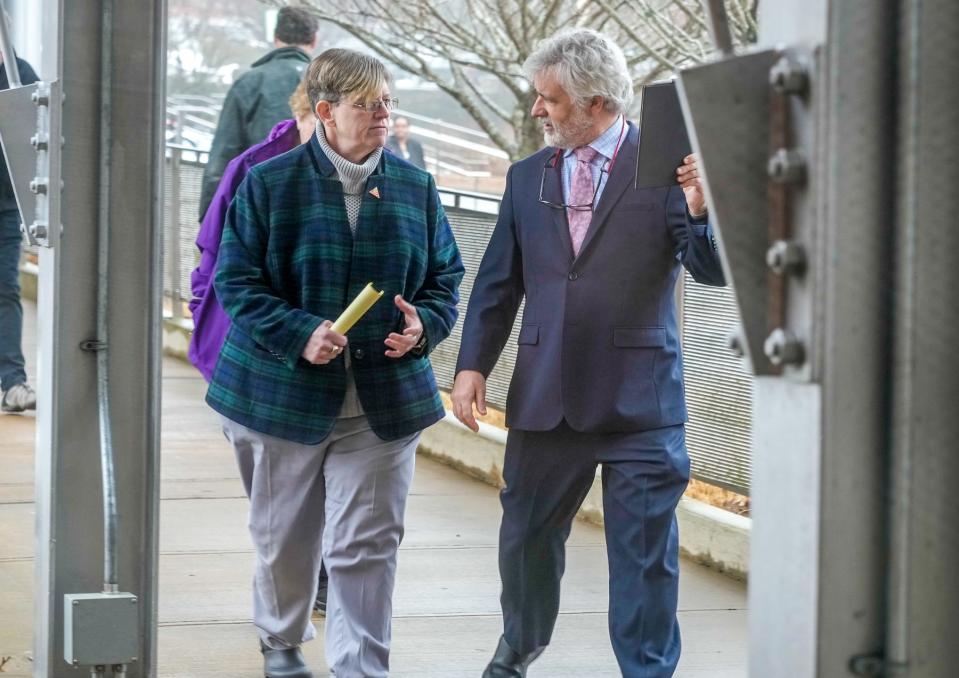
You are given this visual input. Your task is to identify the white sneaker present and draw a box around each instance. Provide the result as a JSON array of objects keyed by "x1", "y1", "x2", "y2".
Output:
[{"x1": 1, "y1": 382, "x2": 37, "y2": 413}]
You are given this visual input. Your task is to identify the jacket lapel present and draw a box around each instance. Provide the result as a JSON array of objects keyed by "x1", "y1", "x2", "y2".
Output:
[
  {"x1": 577, "y1": 122, "x2": 638, "y2": 259},
  {"x1": 540, "y1": 151, "x2": 575, "y2": 261},
  {"x1": 357, "y1": 169, "x2": 385, "y2": 239}
]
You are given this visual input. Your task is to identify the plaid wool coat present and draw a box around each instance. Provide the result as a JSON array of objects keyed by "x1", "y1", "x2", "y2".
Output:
[{"x1": 206, "y1": 134, "x2": 464, "y2": 444}]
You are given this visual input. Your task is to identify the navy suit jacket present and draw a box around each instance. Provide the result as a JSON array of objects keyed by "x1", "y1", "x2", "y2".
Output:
[{"x1": 455, "y1": 122, "x2": 726, "y2": 433}]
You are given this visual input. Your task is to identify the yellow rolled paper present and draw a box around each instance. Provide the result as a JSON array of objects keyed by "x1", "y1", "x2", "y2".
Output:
[{"x1": 330, "y1": 282, "x2": 384, "y2": 335}]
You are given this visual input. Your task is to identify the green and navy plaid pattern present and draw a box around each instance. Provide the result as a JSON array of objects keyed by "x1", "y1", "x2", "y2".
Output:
[{"x1": 206, "y1": 136, "x2": 464, "y2": 444}]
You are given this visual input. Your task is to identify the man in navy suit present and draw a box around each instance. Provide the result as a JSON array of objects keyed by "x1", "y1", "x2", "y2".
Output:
[{"x1": 452, "y1": 28, "x2": 725, "y2": 677}]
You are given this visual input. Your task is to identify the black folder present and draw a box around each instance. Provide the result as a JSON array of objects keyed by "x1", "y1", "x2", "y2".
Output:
[{"x1": 634, "y1": 80, "x2": 692, "y2": 189}]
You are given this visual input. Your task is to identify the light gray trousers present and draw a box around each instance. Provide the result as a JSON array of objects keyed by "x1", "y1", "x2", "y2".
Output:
[{"x1": 222, "y1": 414, "x2": 419, "y2": 678}]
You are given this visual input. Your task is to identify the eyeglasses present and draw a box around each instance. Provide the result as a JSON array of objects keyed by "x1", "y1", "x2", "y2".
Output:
[
  {"x1": 538, "y1": 152, "x2": 611, "y2": 211},
  {"x1": 538, "y1": 116, "x2": 628, "y2": 211},
  {"x1": 342, "y1": 97, "x2": 399, "y2": 113}
]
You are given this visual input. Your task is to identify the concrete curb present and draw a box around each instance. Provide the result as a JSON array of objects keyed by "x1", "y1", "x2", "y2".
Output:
[{"x1": 419, "y1": 414, "x2": 750, "y2": 580}]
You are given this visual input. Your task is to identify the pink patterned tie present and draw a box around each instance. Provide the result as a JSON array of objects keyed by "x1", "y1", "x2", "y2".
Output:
[{"x1": 567, "y1": 146, "x2": 599, "y2": 256}]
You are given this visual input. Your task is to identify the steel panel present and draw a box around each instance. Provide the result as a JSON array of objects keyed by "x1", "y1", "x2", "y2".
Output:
[
  {"x1": 887, "y1": 0, "x2": 959, "y2": 675},
  {"x1": 677, "y1": 50, "x2": 779, "y2": 375},
  {"x1": 0, "y1": 82, "x2": 40, "y2": 230}
]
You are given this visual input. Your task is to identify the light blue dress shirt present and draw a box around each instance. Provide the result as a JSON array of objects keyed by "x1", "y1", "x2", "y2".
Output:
[{"x1": 561, "y1": 115, "x2": 627, "y2": 208}]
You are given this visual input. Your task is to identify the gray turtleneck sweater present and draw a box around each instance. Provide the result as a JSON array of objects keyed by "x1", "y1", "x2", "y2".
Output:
[
  {"x1": 316, "y1": 123, "x2": 383, "y2": 232},
  {"x1": 316, "y1": 123, "x2": 384, "y2": 417}
]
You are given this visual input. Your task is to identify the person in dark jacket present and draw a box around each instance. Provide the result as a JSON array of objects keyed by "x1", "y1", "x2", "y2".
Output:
[
  {"x1": 208, "y1": 48, "x2": 462, "y2": 677},
  {"x1": 197, "y1": 6, "x2": 318, "y2": 220},
  {"x1": 452, "y1": 29, "x2": 725, "y2": 678},
  {"x1": 385, "y1": 116, "x2": 426, "y2": 170},
  {"x1": 188, "y1": 80, "x2": 333, "y2": 621},
  {"x1": 0, "y1": 48, "x2": 39, "y2": 414}
]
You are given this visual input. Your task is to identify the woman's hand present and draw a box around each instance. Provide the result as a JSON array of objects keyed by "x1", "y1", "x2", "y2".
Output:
[
  {"x1": 384, "y1": 295, "x2": 424, "y2": 358},
  {"x1": 301, "y1": 320, "x2": 348, "y2": 365}
]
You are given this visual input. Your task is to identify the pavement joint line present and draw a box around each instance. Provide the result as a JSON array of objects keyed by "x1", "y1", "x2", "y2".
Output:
[
  {"x1": 162, "y1": 549, "x2": 254, "y2": 555},
  {"x1": 157, "y1": 606, "x2": 747, "y2": 630},
  {"x1": 0, "y1": 544, "x2": 614, "y2": 560},
  {"x1": 161, "y1": 495, "x2": 249, "y2": 501},
  {"x1": 160, "y1": 478, "x2": 241, "y2": 483},
  {"x1": 156, "y1": 543, "x2": 606, "y2": 556},
  {"x1": 160, "y1": 477, "x2": 242, "y2": 482},
  {"x1": 157, "y1": 610, "x2": 604, "y2": 627}
]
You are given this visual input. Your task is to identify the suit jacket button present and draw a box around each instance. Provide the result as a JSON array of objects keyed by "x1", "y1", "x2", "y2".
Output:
[
  {"x1": 353, "y1": 348, "x2": 365, "y2": 360},
  {"x1": 568, "y1": 272, "x2": 579, "y2": 281}
]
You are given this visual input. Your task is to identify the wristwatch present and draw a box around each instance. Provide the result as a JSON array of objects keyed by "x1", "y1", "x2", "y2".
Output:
[{"x1": 411, "y1": 331, "x2": 429, "y2": 356}]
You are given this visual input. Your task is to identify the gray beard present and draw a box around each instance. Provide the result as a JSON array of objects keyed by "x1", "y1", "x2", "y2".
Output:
[{"x1": 543, "y1": 108, "x2": 595, "y2": 148}]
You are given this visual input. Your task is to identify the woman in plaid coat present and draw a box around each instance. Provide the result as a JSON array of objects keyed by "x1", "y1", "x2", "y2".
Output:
[{"x1": 207, "y1": 49, "x2": 463, "y2": 678}]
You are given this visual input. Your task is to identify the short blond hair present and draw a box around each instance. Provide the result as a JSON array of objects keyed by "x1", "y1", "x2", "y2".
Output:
[
  {"x1": 306, "y1": 48, "x2": 392, "y2": 111},
  {"x1": 288, "y1": 79, "x2": 312, "y2": 120}
]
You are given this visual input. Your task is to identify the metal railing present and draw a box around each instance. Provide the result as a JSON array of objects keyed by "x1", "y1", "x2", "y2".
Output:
[
  {"x1": 162, "y1": 144, "x2": 753, "y2": 495},
  {"x1": 164, "y1": 96, "x2": 507, "y2": 191},
  {"x1": 163, "y1": 145, "x2": 206, "y2": 322}
]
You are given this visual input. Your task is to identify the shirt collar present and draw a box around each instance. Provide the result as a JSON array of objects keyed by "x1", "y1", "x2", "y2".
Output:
[{"x1": 563, "y1": 115, "x2": 624, "y2": 162}]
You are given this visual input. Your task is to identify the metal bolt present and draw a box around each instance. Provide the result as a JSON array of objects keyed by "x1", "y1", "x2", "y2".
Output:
[
  {"x1": 726, "y1": 331, "x2": 745, "y2": 358},
  {"x1": 770, "y1": 56, "x2": 809, "y2": 95},
  {"x1": 764, "y1": 328, "x2": 805, "y2": 366},
  {"x1": 30, "y1": 178, "x2": 49, "y2": 195},
  {"x1": 766, "y1": 239, "x2": 807, "y2": 275},
  {"x1": 31, "y1": 133, "x2": 49, "y2": 150},
  {"x1": 32, "y1": 88, "x2": 50, "y2": 106},
  {"x1": 29, "y1": 223, "x2": 48, "y2": 241},
  {"x1": 849, "y1": 655, "x2": 885, "y2": 676},
  {"x1": 72, "y1": 600, "x2": 79, "y2": 606},
  {"x1": 768, "y1": 148, "x2": 807, "y2": 184}
]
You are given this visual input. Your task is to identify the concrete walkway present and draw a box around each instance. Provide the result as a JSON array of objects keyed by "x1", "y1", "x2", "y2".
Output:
[{"x1": 0, "y1": 301, "x2": 747, "y2": 677}]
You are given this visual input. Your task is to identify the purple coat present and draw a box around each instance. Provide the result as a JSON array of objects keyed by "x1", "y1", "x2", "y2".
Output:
[{"x1": 188, "y1": 119, "x2": 300, "y2": 381}]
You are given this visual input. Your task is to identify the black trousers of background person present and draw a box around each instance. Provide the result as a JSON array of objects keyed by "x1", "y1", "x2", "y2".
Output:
[{"x1": 497, "y1": 420, "x2": 690, "y2": 678}]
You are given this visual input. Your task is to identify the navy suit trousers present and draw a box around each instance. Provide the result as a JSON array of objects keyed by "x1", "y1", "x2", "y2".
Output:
[{"x1": 499, "y1": 421, "x2": 689, "y2": 677}]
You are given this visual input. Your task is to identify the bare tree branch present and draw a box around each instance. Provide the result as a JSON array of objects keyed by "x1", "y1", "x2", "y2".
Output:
[
  {"x1": 282, "y1": 0, "x2": 758, "y2": 161},
  {"x1": 450, "y1": 62, "x2": 514, "y2": 124},
  {"x1": 590, "y1": 0, "x2": 681, "y2": 71}
]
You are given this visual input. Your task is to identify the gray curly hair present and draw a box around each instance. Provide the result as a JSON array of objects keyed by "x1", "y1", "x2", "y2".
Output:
[{"x1": 523, "y1": 28, "x2": 633, "y2": 114}]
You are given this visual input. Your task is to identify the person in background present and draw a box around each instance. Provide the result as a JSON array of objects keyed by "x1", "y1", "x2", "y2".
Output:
[
  {"x1": 198, "y1": 5, "x2": 318, "y2": 221},
  {"x1": 208, "y1": 48, "x2": 463, "y2": 677},
  {"x1": 385, "y1": 116, "x2": 426, "y2": 170},
  {"x1": 0, "y1": 37, "x2": 39, "y2": 414},
  {"x1": 188, "y1": 80, "x2": 332, "y2": 621},
  {"x1": 452, "y1": 28, "x2": 725, "y2": 677}
]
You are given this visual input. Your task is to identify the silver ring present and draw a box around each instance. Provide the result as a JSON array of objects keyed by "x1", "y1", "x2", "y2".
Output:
[{"x1": 331, "y1": 346, "x2": 341, "y2": 354}]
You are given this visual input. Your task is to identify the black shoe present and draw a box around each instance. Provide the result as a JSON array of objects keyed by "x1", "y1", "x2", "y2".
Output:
[
  {"x1": 312, "y1": 564, "x2": 328, "y2": 619},
  {"x1": 260, "y1": 642, "x2": 312, "y2": 678},
  {"x1": 481, "y1": 635, "x2": 544, "y2": 678}
]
